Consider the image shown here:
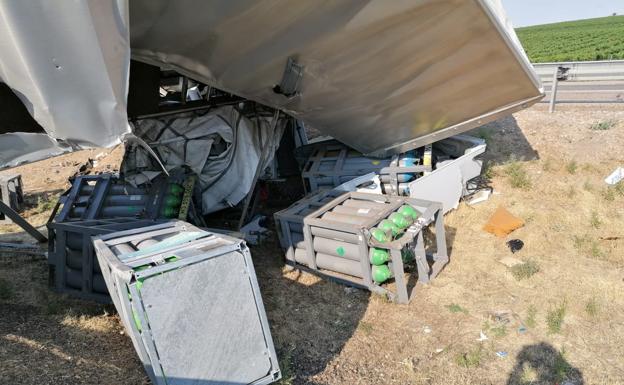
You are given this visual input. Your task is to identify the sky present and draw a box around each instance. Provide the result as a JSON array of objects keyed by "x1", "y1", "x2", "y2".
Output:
[{"x1": 501, "y1": 0, "x2": 624, "y2": 27}]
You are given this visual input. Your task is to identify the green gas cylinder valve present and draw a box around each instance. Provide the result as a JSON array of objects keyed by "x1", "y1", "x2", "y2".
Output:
[
  {"x1": 372, "y1": 264, "x2": 393, "y2": 284},
  {"x1": 168, "y1": 183, "x2": 184, "y2": 196},
  {"x1": 164, "y1": 195, "x2": 182, "y2": 207},
  {"x1": 388, "y1": 212, "x2": 412, "y2": 229},
  {"x1": 378, "y1": 219, "x2": 400, "y2": 237},
  {"x1": 370, "y1": 227, "x2": 389, "y2": 243},
  {"x1": 370, "y1": 248, "x2": 390, "y2": 265},
  {"x1": 398, "y1": 205, "x2": 420, "y2": 220}
]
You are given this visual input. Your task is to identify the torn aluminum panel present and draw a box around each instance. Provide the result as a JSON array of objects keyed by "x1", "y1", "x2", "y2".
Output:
[
  {"x1": 129, "y1": 0, "x2": 543, "y2": 157},
  {"x1": 0, "y1": 0, "x2": 131, "y2": 148},
  {"x1": 123, "y1": 106, "x2": 285, "y2": 214},
  {"x1": 0, "y1": 133, "x2": 70, "y2": 169}
]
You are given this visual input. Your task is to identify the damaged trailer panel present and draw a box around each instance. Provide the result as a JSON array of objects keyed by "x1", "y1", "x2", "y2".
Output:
[
  {"x1": 0, "y1": 0, "x2": 541, "y2": 169},
  {"x1": 129, "y1": 0, "x2": 543, "y2": 156}
]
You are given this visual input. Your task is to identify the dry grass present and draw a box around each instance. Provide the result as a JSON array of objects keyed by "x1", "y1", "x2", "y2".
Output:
[
  {"x1": 504, "y1": 160, "x2": 532, "y2": 189},
  {"x1": 509, "y1": 260, "x2": 540, "y2": 280},
  {"x1": 546, "y1": 300, "x2": 567, "y2": 334},
  {"x1": 2, "y1": 105, "x2": 624, "y2": 385}
]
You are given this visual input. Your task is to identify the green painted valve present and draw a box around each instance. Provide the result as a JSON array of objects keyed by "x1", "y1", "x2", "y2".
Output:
[
  {"x1": 378, "y1": 219, "x2": 400, "y2": 237},
  {"x1": 398, "y1": 204, "x2": 420, "y2": 220},
  {"x1": 372, "y1": 264, "x2": 393, "y2": 284},
  {"x1": 370, "y1": 248, "x2": 390, "y2": 265},
  {"x1": 388, "y1": 212, "x2": 412, "y2": 229},
  {"x1": 164, "y1": 195, "x2": 182, "y2": 207},
  {"x1": 161, "y1": 206, "x2": 179, "y2": 218},
  {"x1": 168, "y1": 183, "x2": 184, "y2": 196},
  {"x1": 370, "y1": 227, "x2": 389, "y2": 243}
]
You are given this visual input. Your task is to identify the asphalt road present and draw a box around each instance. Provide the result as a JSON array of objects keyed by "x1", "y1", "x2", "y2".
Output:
[{"x1": 540, "y1": 80, "x2": 624, "y2": 103}]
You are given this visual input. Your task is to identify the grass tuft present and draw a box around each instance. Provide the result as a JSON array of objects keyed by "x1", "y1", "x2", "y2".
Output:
[
  {"x1": 585, "y1": 298, "x2": 600, "y2": 318},
  {"x1": 602, "y1": 187, "x2": 615, "y2": 201},
  {"x1": 583, "y1": 180, "x2": 593, "y2": 191},
  {"x1": 510, "y1": 260, "x2": 540, "y2": 280},
  {"x1": 526, "y1": 305, "x2": 537, "y2": 328},
  {"x1": 554, "y1": 348, "x2": 572, "y2": 382},
  {"x1": 566, "y1": 161, "x2": 578, "y2": 174},
  {"x1": 491, "y1": 325, "x2": 507, "y2": 338},
  {"x1": 546, "y1": 300, "x2": 567, "y2": 334},
  {"x1": 357, "y1": 321, "x2": 374, "y2": 335},
  {"x1": 589, "y1": 120, "x2": 617, "y2": 131},
  {"x1": 277, "y1": 348, "x2": 295, "y2": 385},
  {"x1": 590, "y1": 211, "x2": 602, "y2": 229},
  {"x1": 505, "y1": 161, "x2": 531, "y2": 189},
  {"x1": 446, "y1": 303, "x2": 468, "y2": 314},
  {"x1": 455, "y1": 346, "x2": 482, "y2": 368}
]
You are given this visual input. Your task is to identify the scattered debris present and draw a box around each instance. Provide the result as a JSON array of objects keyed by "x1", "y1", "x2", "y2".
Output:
[
  {"x1": 495, "y1": 351, "x2": 508, "y2": 358},
  {"x1": 506, "y1": 239, "x2": 524, "y2": 253},
  {"x1": 489, "y1": 310, "x2": 512, "y2": 325},
  {"x1": 483, "y1": 206, "x2": 524, "y2": 238},
  {"x1": 518, "y1": 325, "x2": 527, "y2": 334},
  {"x1": 476, "y1": 331, "x2": 488, "y2": 341},
  {"x1": 466, "y1": 189, "x2": 492, "y2": 206},
  {"x1": 423, "y1": 326, "x2": 432, "y2": 334},
  {"x1": 604, "y1": 167, "x2": 624, "y2": 185},
  {"x1": 599, "y1": 236, "x2": 622, "y2": 241},
  {"x1": 240, "y1": 215, "x2": 270, "y2": 245}
]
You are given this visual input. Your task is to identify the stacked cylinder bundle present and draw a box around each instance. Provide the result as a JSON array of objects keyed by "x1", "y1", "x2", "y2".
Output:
[
  {"x1": 47, "y1": 218, "x2": 159, "y2": 302},
  {"x1": 301, "y1": 142, "x2": 431, "y2": 195},
  {"x1": 276, "y1": 191, "x2": 448, "y2": 303},
  {"x1": 55, "y1": 174, "x2": 187, "y2": 223}
]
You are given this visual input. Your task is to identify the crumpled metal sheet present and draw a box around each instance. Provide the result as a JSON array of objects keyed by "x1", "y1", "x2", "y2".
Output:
[
  {"x1": 129, "y1": 0, "x2": 543, "y2": 156},
  {"x1": 0, "y1": 0, "x2": 131, "y2": 148},
  {"x1": 0, "y1": 133, "x2": 71, "y2": 169},
  {"x1": 0, "y1": 0, "x2": 541, "y2": 167}
]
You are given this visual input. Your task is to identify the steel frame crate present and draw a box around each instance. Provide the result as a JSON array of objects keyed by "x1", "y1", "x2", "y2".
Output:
[
  {"x1": 93, "y1": 221, "x2": 281, "y2": 385},
  {"x1": 47, "y1": 218, "x2": 158, "y2": 302},
  {"x1": 301, "y1": 140, "x2": 430, "y2": 195},
  {"x1": 53, "y1": 174, "x2": 188, "y2": 223},
  {"x1": 0, "y1": 174, "x2": 24, "y2": 223},
  {"x1": 274, "y1": 189, "x2": 344, "y2": 262},
  {"x1": 289, "y1": 192, "x2": 448, "y2": 303}
]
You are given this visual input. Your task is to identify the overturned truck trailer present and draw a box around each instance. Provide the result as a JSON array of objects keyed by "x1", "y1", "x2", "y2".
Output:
[{"x1": 0, "y1": 0, "x2": 542, "y2": 167}]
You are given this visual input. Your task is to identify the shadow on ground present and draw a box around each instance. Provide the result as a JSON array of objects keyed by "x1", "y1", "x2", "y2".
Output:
[
  {"x1": 506, "y1": 342, "x2": 584, "y2": 385},
  {"x1": 471, "y1": 115, "x2": 539, "y2": 165}
]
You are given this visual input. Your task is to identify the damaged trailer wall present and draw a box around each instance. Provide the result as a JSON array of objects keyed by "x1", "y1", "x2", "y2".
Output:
[
  {"x1": 129, "y1": 0, "x2": 543, "y2": 157},
  {"x1": 123, "y1": 106, "x2": 285, "y2": 214},
  {"x1": 0, "y1": 0, "x2": 131, "y2": 153},
  {"x1": 0, "y1": 0, "x2": 541, "y2": 167}
]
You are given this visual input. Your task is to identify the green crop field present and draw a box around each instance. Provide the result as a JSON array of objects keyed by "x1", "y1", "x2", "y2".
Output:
[{"x1": 515, "y1": 15, "x2": 624, "y2": 63}]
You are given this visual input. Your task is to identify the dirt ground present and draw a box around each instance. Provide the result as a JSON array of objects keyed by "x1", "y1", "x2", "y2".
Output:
[{"x1": 1, "y1": 104, "x2": 623, "y2": 385}]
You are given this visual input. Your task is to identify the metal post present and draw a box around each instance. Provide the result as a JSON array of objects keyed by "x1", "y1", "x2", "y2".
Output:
[
  {"x1": 0, "y1": 200, "x2": 47, "y2": 242},
  {"x1": 549, "y1": 67, "x2": 559, "y2": 113}
]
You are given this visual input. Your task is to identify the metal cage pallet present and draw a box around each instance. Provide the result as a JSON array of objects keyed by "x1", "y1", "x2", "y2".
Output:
[
  {"x1": 47, "y1": 218, "x2": 158, "y2": 302},
  {"x1": 93, "y1": 220, "x2": 281, "y2": 385},
  {"x1": 53, "y1": 174, "x2": 188, "y2": 223},
  {"x1": 278, "y1": 191, "x2": 448, "y2": 303},
  {"x1": 300, "y1": 140, "x2": 430, "y2": 196},
  {"x1": 0, "y1": 174, "x2": 24, "y2": 223}
]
